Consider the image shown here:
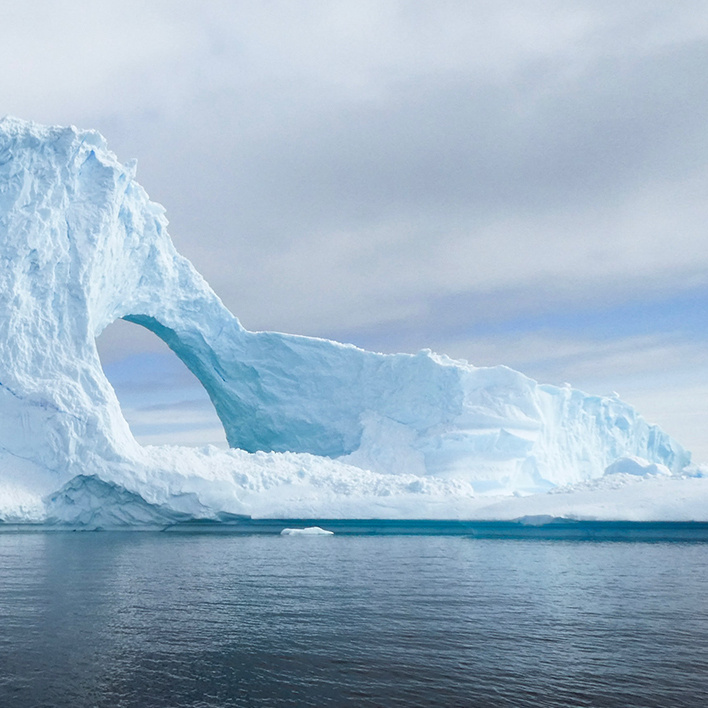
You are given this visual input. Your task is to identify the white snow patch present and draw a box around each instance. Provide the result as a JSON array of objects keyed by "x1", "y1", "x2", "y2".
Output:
[{"x1": 604, "y1": 456, "x2": 672, "y2": 477}]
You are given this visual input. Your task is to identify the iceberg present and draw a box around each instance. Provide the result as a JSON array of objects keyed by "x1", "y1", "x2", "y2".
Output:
[
  {"x1": 0, "y1": 117, "x2": 697, "y2": 526},
  {"x1": 281, "y1": 527, "x2": 334, "y2": 536}
]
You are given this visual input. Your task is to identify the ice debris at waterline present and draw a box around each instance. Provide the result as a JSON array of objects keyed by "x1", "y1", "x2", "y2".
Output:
[{"x1": 0, "y1": 117, "x2": 702, "y2": 527}]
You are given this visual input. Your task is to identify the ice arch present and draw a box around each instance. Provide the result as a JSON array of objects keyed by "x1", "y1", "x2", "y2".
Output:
[
  {"x1": 96, "y1": 318, "x2": 228, "y2": 448},
  {"x1": 0, "y1": 117, "x2": 690, "y2": 513}
]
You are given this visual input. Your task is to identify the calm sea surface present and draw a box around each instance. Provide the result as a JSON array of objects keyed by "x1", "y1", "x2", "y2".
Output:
[{"x1": 1, "y1": 531, "x2": 707, "y2": 707}]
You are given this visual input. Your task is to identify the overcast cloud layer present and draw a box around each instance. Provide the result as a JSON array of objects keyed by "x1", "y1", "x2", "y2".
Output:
[{"x1": 2, "y1": 1, "x2": 706, "y2": 459}]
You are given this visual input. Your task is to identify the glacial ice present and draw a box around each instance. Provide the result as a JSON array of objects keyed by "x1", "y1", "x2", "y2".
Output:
[{"x1": 0, "y1": 117, "x2": 699, "y2": 526}]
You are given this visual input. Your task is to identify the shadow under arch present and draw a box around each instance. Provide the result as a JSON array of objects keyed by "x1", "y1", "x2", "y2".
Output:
[
  {"x1": 98, "y1": 315, "x2": 229, "y2": 448},
  {"x1": 122, "y1": 313, "x2": 357, "y2": 458}
]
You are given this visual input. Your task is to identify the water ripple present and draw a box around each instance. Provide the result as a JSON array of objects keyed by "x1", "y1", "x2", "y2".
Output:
[{"x1": 0, "y1": 534, "x2": 707, "y2": 706}]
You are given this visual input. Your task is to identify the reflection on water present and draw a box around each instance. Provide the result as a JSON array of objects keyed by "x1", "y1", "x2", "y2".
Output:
[{"x1": 1, "y1": 533, "x2": 707, "y2": 707}]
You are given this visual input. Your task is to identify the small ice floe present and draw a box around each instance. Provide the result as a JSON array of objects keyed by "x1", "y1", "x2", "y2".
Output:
[{"x1": 280, "y1": 526, "x2": 334, "y2": 536}]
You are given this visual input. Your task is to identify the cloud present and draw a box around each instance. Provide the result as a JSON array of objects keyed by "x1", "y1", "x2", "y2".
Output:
[
  {"x1": 27, "y1": 0, "x2": 704, "y2": 339},
  {"x1": 96, "y1": 319, "x2": 174, "y2": 365},
  {"x1": 96, "y1": 332, "x2": 229, "y2": 448},
  {"x1": 0, "y1": 1, "x2": 199, "y2": 121},
  {"x1": 122, "y1": 399, "x2": 228, "y2": 449}
]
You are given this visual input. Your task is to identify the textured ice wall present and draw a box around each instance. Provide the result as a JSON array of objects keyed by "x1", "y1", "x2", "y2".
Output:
[{"x1": 0, "y1": 117, "x2": 691, "y2": 523}]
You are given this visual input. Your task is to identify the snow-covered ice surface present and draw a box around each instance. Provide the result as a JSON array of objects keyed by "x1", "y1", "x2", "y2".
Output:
[{"x1": 0, "y1": 117, "x2": 703, "y2": 527}]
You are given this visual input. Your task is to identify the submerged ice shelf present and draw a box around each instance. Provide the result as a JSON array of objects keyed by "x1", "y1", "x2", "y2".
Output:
[{"x1": 0, "y1": 117, "x2": 701, "y2": 527}]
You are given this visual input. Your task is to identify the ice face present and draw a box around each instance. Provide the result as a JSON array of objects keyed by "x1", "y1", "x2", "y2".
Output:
[{"x1": 0, "y1": 117, "x2": 692, "y2": 525}]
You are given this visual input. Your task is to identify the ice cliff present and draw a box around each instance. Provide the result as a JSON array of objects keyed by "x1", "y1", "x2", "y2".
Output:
[{"x1": 0, "y1": 117, "x2": 693, "y2": 526}]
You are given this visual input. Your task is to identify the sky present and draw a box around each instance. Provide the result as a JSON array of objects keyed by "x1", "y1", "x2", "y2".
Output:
[{"x1": 1, "y1": 1, "x2": 706, "y2": 460}]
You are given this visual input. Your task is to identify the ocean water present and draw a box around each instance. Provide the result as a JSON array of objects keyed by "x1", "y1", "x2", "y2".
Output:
[{"x1": 1, "y1": 532, "x2": 707, "y2": 707}]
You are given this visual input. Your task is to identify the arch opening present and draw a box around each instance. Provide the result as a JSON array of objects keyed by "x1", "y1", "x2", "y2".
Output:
[{"x1": 96, "y1": 318, "x2": 229, "y2": 448}]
